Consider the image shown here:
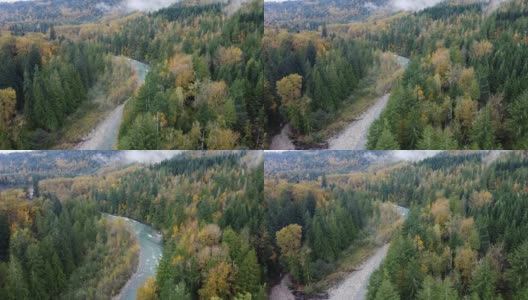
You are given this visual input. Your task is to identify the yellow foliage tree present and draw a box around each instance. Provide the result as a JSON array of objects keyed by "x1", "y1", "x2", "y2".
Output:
[
  {"x1": 431, "y1": 48, "x2": 451, "y2": 77},
  {"x1": 207, "y1": 125, "x2": 239, "y2": 150},
  {"x1": 455, "y1": 96, "x2": 477, "y2": 136},
  {"x1": 470, "y1": 190, "x2": 493, "y2": 208},
  {"x1": 431, "y1": 198, "x2": 451, "y2": 225},
  {"x1": 137, "y1": 277, "x2": 157, "y2": 300},
  {"x1": 276, "y1": 74, "x2": 303, "y2": 105},
  {"x1": 0, "y1": 88, "x2": 17, "y2": 132},
  {"x1": 471, "y1": 40, "x2": 493, "y2": 60},
  {"x1": 199, "y1": 261, "x2": 235, "y2": 300},
  {"x1": 455, "y1": 246, "x2": 477, "y2": 287},
  {"x1": 196, "y1": 81, "x2": 228, "y2": 108},
  {"x1": 217, "y1": 47, "x2": 243, "y2": 65},
  {"x1": 276, "y1": 224, "x2": 302, "y2": 257},
  {"x1": 276, "y1": 224, "x2": 305, "y2": 280}
]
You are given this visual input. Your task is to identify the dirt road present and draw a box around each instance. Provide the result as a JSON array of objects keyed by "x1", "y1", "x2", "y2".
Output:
[
  {"x1": 270, "y1": 275, "x2": 295, "y2": 300},
  {"x1": 328, "y1": 243, "x2": 390, "y2": 300},
  {"x1": 328, "y1": 94, "x2": 389, "y2": 150},
  {"x1": 270, "y1": 124, "x2": 295, "y2": 150},
  {"x1": 76, "y1": 58, "x2": 148, "y2": 150}
]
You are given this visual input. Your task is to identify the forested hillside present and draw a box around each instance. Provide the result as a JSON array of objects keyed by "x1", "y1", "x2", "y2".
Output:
[
  {"x1": 0, "y1": 0, "x2": 263, "y2": 150},
  {"x1": 264, "y1": 30, "x2": 373, "y2": 146},
  {"x1": 1, "y1": 151, "x2": 265, "y2": 299},
  {"x1": 265, "y1": 150, "x2": 528, "y2": 299},
  {"x1": 365, "y1": 0, "x2": 528, "y2": 149},
  {"x1": 264, "y1": 0, "x2": 392, "y2": 30},
  {"x1": 0, "y1": 189, "x2": 138, "y2": 300},
  {"x1": 0, "y1": 151, "x2": 120, "y2": 188},
  {"x1": 0, "y1": 0, "x2": 122, "y2": 27},
  {"x1": 366, "y1": 151, "x2": 528, "y2": 299},
  {"x1": 116, "y1": 1, "x2": 264, "y2": 149},
  {"x1": 264, "y1": 150, "x2": 391, "y2": 180}
]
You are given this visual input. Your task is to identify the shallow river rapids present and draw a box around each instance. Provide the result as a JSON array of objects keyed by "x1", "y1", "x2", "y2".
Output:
[{"x1": 106, "y1": 215, "x2": 163, "y2": 300}]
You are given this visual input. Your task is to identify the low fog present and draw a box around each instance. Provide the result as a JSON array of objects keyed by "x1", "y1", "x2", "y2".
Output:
[
  {"x1": 123, "y1": 151, "x2": 182, "y2": 163},
  {"x1": 123, "y1": 0, "x2": 181, "y2": 12},
  {"x1": 391, "y1": 150, "x2": 443, "y2": 161},
  {"x1": 391, "y1": 0, "x2": 444, "y2": 11},
  {"x1": 96, "y1": 0, "x2": 182, "y2": 12},
  {"x1": 97, "y1": 0, "x2": 248, "y2": 13}
]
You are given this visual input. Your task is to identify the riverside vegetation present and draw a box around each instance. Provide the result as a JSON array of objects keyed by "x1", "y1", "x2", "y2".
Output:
[
  {"x1": 265, "y1": 150, "x2": 528, "y2": 300},
  {"x1": 0, "y1": 0, "x2": 264, "y2": 150},
  {"x1": 265, "y1": 0, "x2": 528, "y2": 150}
]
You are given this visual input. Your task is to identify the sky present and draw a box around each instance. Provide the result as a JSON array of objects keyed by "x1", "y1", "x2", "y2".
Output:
[{"x1": 0, "y1": 150, "x2": 32, "y2": 154}]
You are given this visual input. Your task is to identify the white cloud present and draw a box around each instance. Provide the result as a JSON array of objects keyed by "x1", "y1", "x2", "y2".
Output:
[
  {"x1": 123, "y1": 0, "x2": 181, "y2": 12},
  {"x1": 391, "y1": 150, "x2": 443, "y2": 161},
  {"x1": 391, "y1": 0, "x2": 444, "y2": 11},
  {"x1": 0, "y1": 150, "x2": 33, "y2": 154},
  {"x1": 122, "y1": 150, "x2": 182, "y2": 163}
]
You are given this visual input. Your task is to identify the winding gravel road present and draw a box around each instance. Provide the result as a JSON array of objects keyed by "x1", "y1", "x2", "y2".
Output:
[
  {"x1": 270, "y1": 275, "x2": 295, "y2": 300},
  {"x1": 328, "y1": 94, "x2": 389, "y2": 150},
  {"x1": 327, "y1": 55, "x2": 409, "y2": 150},
  {"x1": 327, "y1": 205, "x2": 409, "y2": 300},
  {"x1": 270, "y1": 124, "x2": 296, "y2": 150},
  {"x1": 76, "y1": 58, "x2": 149, "y2": 150},
  {"x1": 269, "y1": 205, "x2": 408, "y2": 300},
  {"x1": 328, "y1": 243, "x2": 390, "y2": 300}
]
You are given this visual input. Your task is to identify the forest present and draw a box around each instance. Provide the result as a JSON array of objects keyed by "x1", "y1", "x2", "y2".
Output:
[
  {"x1": 115, "y1": 1, "x2": 264, "y2": 149},
  {"x1": 0, "y1": 189, "x2": 138, "y2": 300},
  {"x1": 0, "y1": 34, "x2": 110, "y2": 149},
  {"x1": 265, "y1": 150, "x2": 528, "y2": 299},
  {"x1": 366, "y1": 151, "x2": 528, "y2": 299},
  {"x1": 364, "y1": 0, "x2": 528, "y2": 150},
  {"x1": 264, "y1": 0, "x2": 392, "y2": 30},
  {"x1": 2, "y1": 149, "x2": 528, "y2": 299},
  {"x1": 265, "y1": 0, "x2": 528, "y2": 150},
  {"x1": 1, "y1": 151, "x2": 265, "y2": 299},
  {"x1": 264, "y1": 29, "x2": 373, "y2": 146},
  {"x1": 0, "y1": 0, "x2": 263, "y2": 150}
]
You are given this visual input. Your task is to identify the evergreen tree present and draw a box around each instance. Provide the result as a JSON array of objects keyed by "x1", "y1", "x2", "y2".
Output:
[
  {"x1": 237, "y1": 248, "x2": 260, "y2": 295},
  {"x1": 507, "y1": 240, "x2": 528, "y2": 291},
  {"x1": 375, "y1": 120, "x2": 400, "y2": 150},
  {"x1": 27, "y1": 244, "x2": 49, "y2": 299},
  {"x1": 470, "y1": 106, "x2": 496, "y2": 149},
  {"x1": 6, "y1": 257, "x2": 29, "y2": 300},
  {"x1": 470, "y1": 258, "x2": 497, "y2": 299},
  {"x1": 375, "y1": 278, "x2": 400, "y2": 300},
  {"x1": 0, "y1": 213, "x2": 9, "y2": 261}
]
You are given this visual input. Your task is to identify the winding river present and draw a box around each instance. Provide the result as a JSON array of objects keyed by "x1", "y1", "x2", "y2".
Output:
[
  {"x1": 76, "y1": 58, "x2": 149, "y2": 150},
  {"x1": 106, "y1": 215, "x2": 163, "y2": 300}
]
